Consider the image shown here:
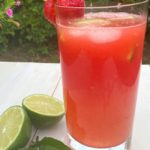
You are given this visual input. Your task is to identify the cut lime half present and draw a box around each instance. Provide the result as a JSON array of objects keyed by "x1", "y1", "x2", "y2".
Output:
[
  {"x1": 0, "y1": 106, "x2": 32, "y2": 150},
  {"x1": 22, "y1": 94, "x2": 65, "y2": 128}
]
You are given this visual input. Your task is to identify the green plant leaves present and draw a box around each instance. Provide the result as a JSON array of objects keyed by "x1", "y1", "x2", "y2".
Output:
[
  {"x1": 0, "y1": 0, "x2": 57, "y2": 55},
  {"x1": 4, "y1": 0, "x2": 15, "y2": 9},
  {"x1": 0, "y1": 0, "x2": 19, "y2": 29},
  {"x1": 18, "y1": 137, "x2": 70, "y2": 150},
  {"x1": 18, "y1": 148, "x2": 37, "y2": 150},
  {"x1": 39, "y1": 137, "x2": 70, "y2": 150}
]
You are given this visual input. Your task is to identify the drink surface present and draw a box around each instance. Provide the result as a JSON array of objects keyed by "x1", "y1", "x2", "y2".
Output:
[{"x1": 57, "y1": 12, "x2": 146, "y2": 148}]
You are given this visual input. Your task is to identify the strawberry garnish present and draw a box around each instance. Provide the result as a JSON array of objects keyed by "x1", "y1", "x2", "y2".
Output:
[
  {"x1": 58, "y1": 0, "x2": 84, "y2": 7},
  {"x1": 44, "y1": 0, "x2": 56, "y2": 26},
  {"x1": 44, "y1": 0, "x2": 85, "y2": 26},
  {"x1": 57, "y1": 0, "x2": 85, "y2": 22}
]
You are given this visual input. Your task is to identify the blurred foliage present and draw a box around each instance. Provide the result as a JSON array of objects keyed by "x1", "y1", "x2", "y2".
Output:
[
  {"x1": 0, "y1": 0, "x2": 18, "y2": 28},
  {"x1": 0, "y1": 0, "x2": 56, "y2": 54},
  {"x1": 0, "y1": 0, "x2": 149, "y2": 54}
]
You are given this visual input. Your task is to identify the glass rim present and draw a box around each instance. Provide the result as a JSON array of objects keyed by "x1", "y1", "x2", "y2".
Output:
[{"x1": 55, "y1": 0, "x2": 149, "y2": 9}]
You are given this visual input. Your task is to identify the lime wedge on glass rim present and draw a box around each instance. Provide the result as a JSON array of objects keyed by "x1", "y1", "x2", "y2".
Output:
[
  {"x1": 0, "y1": 106, "x2": 32, "y2": 150},
  {"x1": 22, "y1": 94, "x2": 65, "y2": 128}
]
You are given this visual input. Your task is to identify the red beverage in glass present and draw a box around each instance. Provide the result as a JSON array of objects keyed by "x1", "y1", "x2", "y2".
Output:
[{"x1": 57, "y1": 12, "x2": 146, "y2": 148}]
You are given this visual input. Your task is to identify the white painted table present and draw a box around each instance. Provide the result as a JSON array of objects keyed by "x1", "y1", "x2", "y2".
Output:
[{"x1": 0, "y1": 62, "x2": 150, "y2": 150}]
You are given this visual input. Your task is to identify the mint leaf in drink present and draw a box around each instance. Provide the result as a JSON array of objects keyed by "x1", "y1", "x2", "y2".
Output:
[{"x1": 39, "y1": 137, "x2": 70, "y2": 150}]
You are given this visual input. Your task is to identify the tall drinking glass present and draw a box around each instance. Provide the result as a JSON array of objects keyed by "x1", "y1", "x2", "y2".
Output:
[{"x1": 56, "y1": 1, "x2": 148, "y2": 149}]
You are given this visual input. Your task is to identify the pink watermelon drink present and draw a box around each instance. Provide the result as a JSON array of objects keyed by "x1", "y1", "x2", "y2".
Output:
[{"x1": 57, "y1": 12, "x2": 147, "y2": 148}]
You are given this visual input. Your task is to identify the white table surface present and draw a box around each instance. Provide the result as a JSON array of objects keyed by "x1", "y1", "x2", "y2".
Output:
[{"x1": 0, "y1": 62, "x2": 150, "y2": 150}]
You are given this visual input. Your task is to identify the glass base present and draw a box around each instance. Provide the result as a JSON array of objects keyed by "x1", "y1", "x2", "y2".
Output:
[{"x1": 65, "y1": 134, "x2": 131, "y2": 150}]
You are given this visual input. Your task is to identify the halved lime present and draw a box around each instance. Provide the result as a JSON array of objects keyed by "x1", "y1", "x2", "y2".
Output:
[
  {"x1": 22, "y1": 94, "x2": 65, "y2": 128},
  {"x1": 0, "y1": 106, "x2": 32, "y2": 150}
]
